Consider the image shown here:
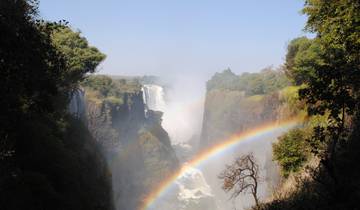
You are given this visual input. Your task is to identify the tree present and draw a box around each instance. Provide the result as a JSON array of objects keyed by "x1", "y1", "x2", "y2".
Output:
[
  {"x1": 206, "y1": 68, "x2": 238, "y2": 91},
  {"x1": 51, "y1": 26, "x2": 106, "y2": 87},
  {"x1": 0, "y1": 1, "x2": 112, "y2": 209},
  {"x1": 284, "y1": 37, "x2": 322, "y2": 85},
  {"x1": 0, "y1": 0, "x2": 67, "y2": 159},
  {"x1": 219, "y1": 153, "x2": 260, "y2": 207},
  {"x1": 206, "y1": 68, "x2": 289, "y2": 96},
  {"x1": 299, "y1": 0, "x2": 360, "y2": 186},
  {"x1": 82, "y1": 75, "x2": 114, "y2": 96},
  {"x1": 273, "y1": 128, "x2": 309, "y2": 177}
]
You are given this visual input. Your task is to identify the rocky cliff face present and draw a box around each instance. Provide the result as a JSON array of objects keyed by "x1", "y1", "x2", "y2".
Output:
[
  {"x1": 200, "y1": 90, "x2": 282, "y2": 149},
  {"x1": 198, "y1": 69, "x2": 295, "y2": 209},
  {"x1": 78, "y1": 75, "x2": 179, "y2": 210},
  {"x1": 86, "y1": 91, "x2": 146, "y2": 151},
  {"x1": 200, "y1": 69, "x2": 294, "y2": 150}
]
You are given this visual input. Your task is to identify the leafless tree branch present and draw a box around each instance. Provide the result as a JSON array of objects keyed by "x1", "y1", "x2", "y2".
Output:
[{"x1": 219, "y1": 153, "x2": 260, "y2": 207}]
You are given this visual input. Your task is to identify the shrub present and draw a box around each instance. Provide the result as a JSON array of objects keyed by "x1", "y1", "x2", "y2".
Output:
[{"x1": 273, "y1": 128, "x2": 309, "y2": 177}]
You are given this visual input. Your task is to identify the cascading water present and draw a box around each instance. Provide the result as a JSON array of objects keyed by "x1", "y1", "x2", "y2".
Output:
[
  {"x1": 142, "y1": 84, "x2": 166, "y2": 112},
  {"x1": 141, "y1": 83, "x2": 217, "y2": 210},
  {"x1": 69, "y1": 88, "x2": 86, "y2": 119}
]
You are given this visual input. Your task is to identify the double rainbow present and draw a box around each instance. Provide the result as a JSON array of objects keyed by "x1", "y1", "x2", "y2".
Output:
[{"x1": 140, "y1": 117, "x2": 302, "y2": 210}]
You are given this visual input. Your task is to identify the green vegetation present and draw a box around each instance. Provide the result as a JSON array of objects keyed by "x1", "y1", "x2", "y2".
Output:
[
  {"x1": 82, "y1": 75, "x2": 142, "y2": 106},
  {"x1": 259, "y1": 1, "x2": 360, "y2": 210},
  {"x1": 0, "y1": 1, "x2": 112, "y2": 209},
  {"x1": 278, "y1": 86, "x2": 307, "y2": 118},
  {"x1": 83, "y1": 75, "x2": 114, "y2": 96},
  {"x1": 273, "y1": 128, "x2": 310, "y2": 177},
  {"x1": 211, "y1": 1, "x2": 359, "y2": 209},
  {"x1": 207, "y1": 67, "x2": 289, "y2": 96},
  {"x1": 284, "y1": 37, "x2": 322, "y2": 85},
  {"x1": 298, "y1": 0, "x2": 360, "y2": 166},
  {"x1": 297, "y1": 0, "x2": 360, "y2": 183},
  {"x1": 51, "y1": 27, "x2": 106, "y2": 85},
  {"x1": 1, "y1": 0, "x2": 359, "y2": 209},
  {"x1": 256, "y1": 117, "x2": 360, "y2": 210},
  {"x1": 201, "y1": 68, "x2": 295, "y2": 150}
]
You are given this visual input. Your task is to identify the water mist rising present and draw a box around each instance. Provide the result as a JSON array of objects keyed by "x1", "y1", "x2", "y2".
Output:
[
  {"x1": 162, "y1": 81, "x2": 205, "y2": 145},
  {"x1": 141, "y1": 77, "x2": 218, "y2": 210},
  {"x1": 140, "y1": 75, "x2": 285, "y2": 210}
]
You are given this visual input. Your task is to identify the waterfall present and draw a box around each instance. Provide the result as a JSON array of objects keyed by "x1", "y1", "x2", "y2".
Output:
[
  {"x1": 142, "y1": 84, "x2": 166, "y2": 112},
  {"x1": 141, "y1": 83, "x2": 216, "y2": 210},
  {"x1": 142, "y1": 84, "x2": 166, "y2": 120},
  {"x1": 69, "y1": 88, "x2": 86, "y2": 119}
]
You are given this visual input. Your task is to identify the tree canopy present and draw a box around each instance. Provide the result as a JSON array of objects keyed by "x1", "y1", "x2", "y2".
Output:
[
  {"x1": 285, "y1": 37, "x2": 322, "y2": 85},
  {"x1": 273, "y1": 128, "x2": 310, "y2": 177},
  {"x1": 299, "y1": 0, "x2": 360, "y2": 172},
  {"x1": 51, "y1": 27, "x2": 106, "y2": 85},
  {"x1": 0, "y1": 1, "x2": 112, "y2": 209},
  {"x1": 207, "y1": 67, "x2": 289, "y2": 96},
  {"x1": 260, "y1": 1, "x2": 360, "y2": 210}
]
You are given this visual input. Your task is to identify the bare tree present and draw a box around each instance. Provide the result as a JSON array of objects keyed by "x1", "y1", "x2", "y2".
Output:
[{"x1": 219, "y1": 153, "x2": 260, "y2": 207}]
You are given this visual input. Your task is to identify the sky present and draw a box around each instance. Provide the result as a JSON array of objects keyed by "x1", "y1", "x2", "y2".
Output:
[{"x1": 39, "y1": 0, "x2": 310, "y2": 80}]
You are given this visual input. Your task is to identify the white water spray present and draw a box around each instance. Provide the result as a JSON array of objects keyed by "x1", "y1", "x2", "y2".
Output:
[
  {"x1": 141, "y1": 82, "x2": 216, "y2": 210},
  {"x1": 142, "y1": 84, "x2": 166, "y2": 112}
]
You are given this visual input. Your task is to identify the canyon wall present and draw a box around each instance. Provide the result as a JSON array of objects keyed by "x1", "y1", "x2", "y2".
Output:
[
  {"x1": 198, "y1": 69, "x2": 297, "y2": 209},
  {"x1": 79, "y1": 76, "x2": 179, "y2": 210}
]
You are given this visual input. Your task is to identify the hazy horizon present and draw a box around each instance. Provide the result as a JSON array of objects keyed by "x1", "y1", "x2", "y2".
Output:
[{"x1": 39, "y1": 0, "x2": 312, "y2": 79}]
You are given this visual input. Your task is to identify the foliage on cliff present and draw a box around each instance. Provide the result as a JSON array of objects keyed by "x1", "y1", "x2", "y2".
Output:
[
  {"x1": 81, "y1": 75, "x2": 179, "y2": 210},
  {"x1": 80, "y1": 75, "x2": 145, "y2": 152},
  {"x1": 206, "y1": 67, "x2": 289, "y2": 96},
  {"x1": 0, "y1": 1, "x2": 112, "y2": 209},
  {"x1": 51, "y1": 27, "x2": 106, "y2": 86},
  {"x1": 201, "y1": 69, "x2": 297, "y2": 149},
  {"x1": 256, "y1": 114, "x2": 360, "y2": 210},
  {"x1": 273, "y1": 128, "x2": 310, "y2": 177},
  {"x1": 82, "y1": 75, "x2": 142, "y2": 105},
  {"x1": 260, "y1": 1, "x2": 360, "y2": 209},
  {"x1": 284, "y1": 37, "x2": 322, "y2": 85}
]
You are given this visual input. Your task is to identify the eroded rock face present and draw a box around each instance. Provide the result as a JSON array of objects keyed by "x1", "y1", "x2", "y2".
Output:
[
  {"x1": 200, "y1": 89, "x2": 282, "y2": 150},
  {"x1": 198, "y1": 71, "x2": 296, "y2": 210},
  {"x1": 81, "y1": 85, "x2": 179, "y2": 210}
]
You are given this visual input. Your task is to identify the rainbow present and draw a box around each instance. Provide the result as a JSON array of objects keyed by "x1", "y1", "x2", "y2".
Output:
[{"x1": 140, "y1": 117, "x2": 302, "y2": 210}]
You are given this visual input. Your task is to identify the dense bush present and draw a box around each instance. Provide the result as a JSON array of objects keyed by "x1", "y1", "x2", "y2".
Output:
[
  {"x1": 206, "y1": 67, "x2": 289, "y2": 96},
  {"x1": 82, "y1": 75, "x2": 115, "y2": 97},
  {"x1": 284, "y1": 37, "x2": 322, "y2": 85},
  {"x1": 255, "y1": 114, "x2": 360, "y2": 210},
  {"x1": 273, "y1": 128, "x2": 310, "y2": 177},
  {"x1": 51, "y1": 27, "x2": 106, "y2": 86},
  {"x1": 260, "y1": 0, "x2": 360, "y2": 209},
  {"x1": 82, "y1": 75, "x2": 142, "y2": 105},
  {"x1": 0, "y1": 1, "x2": 113, "y2": 209}
]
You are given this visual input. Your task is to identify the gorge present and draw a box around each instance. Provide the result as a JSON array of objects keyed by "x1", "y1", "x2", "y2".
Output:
[
  {"x1": 68, "y1": 69, "x2": 299, "y2": 210},
  {"x1": 3, "y1": 1, "x2": 359, "y2": 210}
]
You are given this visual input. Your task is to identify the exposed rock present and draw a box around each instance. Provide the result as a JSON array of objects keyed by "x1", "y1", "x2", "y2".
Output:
[{"x1": 80, "y1": 77, "x2": 179, "y2": 210}]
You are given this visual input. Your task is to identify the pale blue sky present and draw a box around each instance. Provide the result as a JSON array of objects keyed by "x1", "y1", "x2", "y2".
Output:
[{"x1": 39, "y1": 0, "x2": 310, "y2": 79}]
